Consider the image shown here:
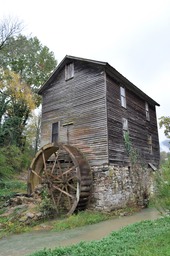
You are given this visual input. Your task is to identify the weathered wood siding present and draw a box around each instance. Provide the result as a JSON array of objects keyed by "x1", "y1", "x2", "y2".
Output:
[
  {"x1": 106, "y1": 74, "x2": 160, "y2": 167},
  {"x1": 41, "y1": 61, "x2": 108, "y2": 166}
]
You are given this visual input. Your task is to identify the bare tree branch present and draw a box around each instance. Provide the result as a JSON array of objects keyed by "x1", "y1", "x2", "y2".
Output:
[{"x1": 0, "y1": 16, "x2": 24, "y2": 50}]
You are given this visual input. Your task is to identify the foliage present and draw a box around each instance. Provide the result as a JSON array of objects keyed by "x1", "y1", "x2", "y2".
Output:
[
  {"x1": 25, "y1": 110, "x2": 41, "y2": 153},
  {"x1": 38, "y1": 187, "x2": 57, "y2": 218},
  {"x1": 160, "y1": 151, "x2": 170, "y2": 165},
  {"x1": 154, "y1": 156, "x2": 170, "y2": 215},
  {"x1": 29, "y1": 217, "x2": 170, "y2": 256},
  {"x1": 0, "y1": 34, "x2": 57, "y2": 98},
  {"x1": 0, "y1": 70, "x2": 35, "y2": 147},
  {"x1": 0, "y1": 179, "x2": 26, "y2": 196},
  {"x1": 123, "y1": 131, "x2": 139, "y2": 165},
  {"x1": 0, "y1": 22, "x2": 57, "y2": 150},
  {"x1": 0, "y1": 216, "x2": 30, "y2": 239},
  {"x1": 0, "y1": 145, "x2": 32, "y2": 179},
  {"x1": 159, "y1": 116, "x2": 170, "y2": 141},
  {"x1": 53, "y1": 211, "x2": 109, "y2": 231}
]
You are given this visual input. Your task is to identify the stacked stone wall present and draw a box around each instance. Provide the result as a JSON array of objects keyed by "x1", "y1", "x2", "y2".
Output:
[{"x1": 89, "y1": 164, "x2": 154, "y2": 211}]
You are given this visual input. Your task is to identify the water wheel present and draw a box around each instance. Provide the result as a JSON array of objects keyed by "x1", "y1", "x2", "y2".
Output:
[{"x1": 27, "y1": 143, "x2": 92, "y2": 215}]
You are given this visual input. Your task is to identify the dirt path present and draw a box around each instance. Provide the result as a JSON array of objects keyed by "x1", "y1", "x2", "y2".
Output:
[{"x1": 0, "y1": 208, "x2": 160, "y2": 256}]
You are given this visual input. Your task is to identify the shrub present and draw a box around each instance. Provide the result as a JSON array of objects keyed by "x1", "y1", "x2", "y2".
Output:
[
  {"x1": 154, "y1": 156, "x2": 170, "y2": 214},
  {"x1": 0, "y1": 145, "x2": 33, "y2": 179}
]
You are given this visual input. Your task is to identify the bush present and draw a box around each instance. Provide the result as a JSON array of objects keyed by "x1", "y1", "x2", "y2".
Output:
[
  {"x1": 155, "y1": 156, "x2": 170, "y2": 214},
  {"x1": 0, "y1": 145, "x2": 33, "y2": 179}
]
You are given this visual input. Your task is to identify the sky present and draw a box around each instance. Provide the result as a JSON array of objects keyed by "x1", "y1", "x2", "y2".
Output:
[{"x1": 0, "y1": 0, "x2": 170, "y2": 150}]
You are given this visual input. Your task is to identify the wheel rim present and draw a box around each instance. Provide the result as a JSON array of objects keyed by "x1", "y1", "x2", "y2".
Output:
[{"x1": 28, "y1": 143, "x2": 92, "y2": 216}]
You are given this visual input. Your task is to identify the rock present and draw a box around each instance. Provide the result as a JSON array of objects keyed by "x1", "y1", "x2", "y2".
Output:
[
  {"x1": 26, "y1": 212, "x2": 35, "y2": 218},
  {"x1": 19, "y1": 216, "x2": 28, "y2": 222},
  {"x1": 36, "y1": 212, "x2": 43, "y2": 218}
]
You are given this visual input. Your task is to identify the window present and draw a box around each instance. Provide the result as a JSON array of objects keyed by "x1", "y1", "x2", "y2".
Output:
[
  {"x1": 120, "y1": 86, "x2": 126, "y2": 108},
  {"x1": 145, "y1": 102, "x2": 150, "y2": 121},
  {"x1": 65, "y1": 63, "x2": 74, "y2": 80},
  {"x1": 52, "y1": 122, "x2": 59, "y2": 142},
  {"x1": 147, "y1": 134, "x2": 153, "y2": 154},
  {"x1": 122, "y1": 118, "x2": 128, "y2": 136}
]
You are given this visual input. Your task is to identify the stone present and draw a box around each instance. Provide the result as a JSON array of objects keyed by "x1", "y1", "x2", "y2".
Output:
[
  {"x1": 26, "y1": 212, "x2": 35, "y2": 218},
  {"x1": 19, "y1": 215, "x2": 28, "y2": 222}
]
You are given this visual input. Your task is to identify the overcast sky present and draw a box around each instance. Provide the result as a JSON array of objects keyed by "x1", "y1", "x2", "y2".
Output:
[{"x1": 1, "y1": 0, "x2": 170, "y2": 150}]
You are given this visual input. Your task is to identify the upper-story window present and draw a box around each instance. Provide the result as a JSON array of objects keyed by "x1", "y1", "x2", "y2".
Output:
[
  {"x1": 52, "y1": 122, "x2": 59, "y2": 142},
  {"x1": 145, "y1": 102, "x2": 150, "y2": 121},
  {"x1": 65, "y1": 63, "x2": 74, "y2": 80},
  {"x1": 120, "y1": 86, "x2": 126, "y2": 108}
]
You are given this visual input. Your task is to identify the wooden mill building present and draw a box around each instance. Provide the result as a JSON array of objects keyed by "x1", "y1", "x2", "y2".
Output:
[{"x1": 30, "y1": 55, "x2": 160, "y2": 213}]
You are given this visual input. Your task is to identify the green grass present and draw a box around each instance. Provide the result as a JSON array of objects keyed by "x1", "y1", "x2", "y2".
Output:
[
  {"x1": 0, "y1": 180, "x2": 27, "y2": 198},
  {"x1": 52, "y1": 211, "x2": 111, "y2": 231},
  {"x1": 29, "y1": 217, "x2": 170, "y2": 256}
]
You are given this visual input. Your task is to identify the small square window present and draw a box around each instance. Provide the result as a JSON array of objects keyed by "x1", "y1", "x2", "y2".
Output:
[
  {"x1": 120, "y1": 87, "x2": 126, "y2": 108},
  {"x1": 65, "y1": 63, "x2": 74, "y2": 80},
  {"x1": 122, "y1": 118, "x2": 128, "y2": 135}
]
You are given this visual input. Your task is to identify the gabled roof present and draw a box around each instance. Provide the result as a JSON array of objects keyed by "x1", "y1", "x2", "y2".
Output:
[{"x1": 38, "y1": 55, "x2": 160, "y2": 106}]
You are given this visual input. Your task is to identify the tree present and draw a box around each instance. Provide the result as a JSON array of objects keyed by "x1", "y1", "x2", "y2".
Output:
[
  {"x1": 0, "y1": 70, "x2": 35, "y2": 147},
  {"x1": 0, "y1": 16, "x2": 23, "y2": 50},
  {"x1": 0, "y1": 32, "x2": 57, "y2": 147},
  {"x1": 0, "y1": 35, "x2": 57, "y2": 102},
  {"x1": 25, "y1": 110, "x2": 41, "y2": 153},
  {"x1": 159, "y1": 116, "x2": 170, "y2": 140}
]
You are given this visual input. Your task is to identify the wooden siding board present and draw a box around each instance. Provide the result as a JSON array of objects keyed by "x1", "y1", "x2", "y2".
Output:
[
  {"x1": 106, "y1": 74, "x2": 160, "y2": 167},
  {"x1": 41, "y1": 61, "x2": 108, "y2": 166}
]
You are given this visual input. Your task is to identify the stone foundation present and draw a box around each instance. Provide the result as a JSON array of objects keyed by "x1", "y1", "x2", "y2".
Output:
[{"x1": 88, "y1": 164, "x2": 154, "y2": 212}]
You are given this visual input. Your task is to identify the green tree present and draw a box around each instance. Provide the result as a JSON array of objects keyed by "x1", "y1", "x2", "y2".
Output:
[
  {"x1": 155, "y1": 156, "x2": 170, "y2": 214},
  {"x1": 25, "y1": 110, "x2": 41, "y2": 153},
  {"x1": 0, "y1": 32, "x2": 57, "y2": 147},
  {"x1": 0, "y1": 35, "x2": 57, "y2": 102},
  {"x1": 159, "y1": 116, "x2": 170, "y2": 139},
  {"x1": 0, "y1": 70, "x2": 35, "y2": 147}
]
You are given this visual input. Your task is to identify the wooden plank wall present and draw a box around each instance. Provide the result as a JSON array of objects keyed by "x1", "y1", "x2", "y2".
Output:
[
  {"x1": 106, "y1": 74, "x2": 160, "y2": 167},
  {"x1": 41, "y1": 60, "x2": 108, "y2": 166}
]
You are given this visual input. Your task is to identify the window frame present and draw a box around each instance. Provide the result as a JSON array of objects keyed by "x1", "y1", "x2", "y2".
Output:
[
  {"x1": 120, "y1": 86, "x2": 127, "y2": 108},
  {"x1": 51, "y1": 122, "x2": 59, "y2": 143},
  {"x1": 145, "y1": 102, "x2": 150, "y2": 121},
  {"x1": 65, "y1": 62, "x2": 74, "y2": 81},
  {"x1": 122, "y1": 117, "x2": 128, "y2": 137}
]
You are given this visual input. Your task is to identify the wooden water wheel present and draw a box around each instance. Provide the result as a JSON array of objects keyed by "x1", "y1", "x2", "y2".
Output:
[{"x1": 27, "y1": 143, "x2": 92, "y2": 215}]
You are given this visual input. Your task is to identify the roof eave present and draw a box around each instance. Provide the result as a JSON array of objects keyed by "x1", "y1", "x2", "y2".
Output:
[
  {"x1": 105, "y1": 64, "x2": 160, "y2": 107},
  {"x1": 38, "y1": 55, "x2": 107, "y2": 95}
]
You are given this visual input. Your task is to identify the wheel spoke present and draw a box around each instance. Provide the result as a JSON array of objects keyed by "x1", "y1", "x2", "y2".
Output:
[
  {"x1": 56, "y1": 186, "x2": 64, "y2": 209},
  {"x1": 51, "y1": 151, "x2": 60, "y2": 174},
  {"x1": 57, "y1": 166, "x2": 75, "y2": 180},
  {"x1": 65, "y1": 185, "x2": 72, "y2": 208},
  {"x1": 53, "y1": 184, "x2": 74, "y2": 199},
  {"x1": 67, "y1": 183, "x2": 77, "y2": 191},
  {"x1": 57, "y1": 160, "x2": 63, "y2": 176},
  {"x1": 47, "y1": 172, "x2": 62, "y2": 182}
]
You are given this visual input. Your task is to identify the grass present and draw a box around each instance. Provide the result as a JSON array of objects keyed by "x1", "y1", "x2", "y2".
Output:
[
  {"x1": 29, "y1": 216, "x2": 170, "y2": 256},
  {"x1": 0, "y1": 179, "x2": 28, "y2": 238},
  {"x1": 0, "y1": 179, "x2": 27, "y2": 199},
  {"x1": 52, "y1": 211, "x2": 111, "y2": 231}
]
